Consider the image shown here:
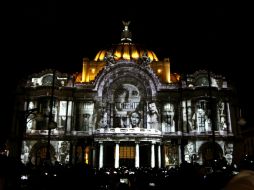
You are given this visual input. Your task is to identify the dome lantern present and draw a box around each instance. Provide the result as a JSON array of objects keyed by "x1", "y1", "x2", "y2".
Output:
[{"x1": 94, "y1": 21, "x2": 159, "y2": 62}]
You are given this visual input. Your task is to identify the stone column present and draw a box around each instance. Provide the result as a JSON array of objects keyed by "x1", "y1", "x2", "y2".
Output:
[
  {"x1": 92, "y1": 148, "x2": 96, "y2": 168},
  {"x1": 151, "y1": 141, "x2": 155, "y2": 168},
  {"x1": 99, "y1": 141, "x2": 104, "y2": 169},
  {"x1": 114, "y1": 142, "x2": 120, "y2": 168},
  {"x1": 158, "y1": 143, "x2": 161, "y2": 168},
  {"x1": 178, "y1": 142, "x2": 182, "y2": 164},
  {"x1": 226, "y1": 102, "x2": 232, "y2": 133},
  {"x1": 135, "y1": 142, "x2": 140, "y2": 168}
]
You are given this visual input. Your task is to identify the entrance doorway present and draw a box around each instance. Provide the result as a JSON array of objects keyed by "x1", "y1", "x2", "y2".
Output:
[
  {"x1": 119, "y1": 145, "x2": 135, "y2": 168},
  {"x1": 140, "y1": 144, "x2": 150, "y2": 167}
]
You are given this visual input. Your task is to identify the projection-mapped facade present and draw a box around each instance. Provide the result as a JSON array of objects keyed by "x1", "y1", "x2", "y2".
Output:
[{"x1": 15, "y1": 22, "x2": 237, "y2": 168}]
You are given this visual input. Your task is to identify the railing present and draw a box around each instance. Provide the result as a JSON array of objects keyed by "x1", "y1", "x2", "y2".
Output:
[{"x1": 94, "y1": 127, "x2": 162, "y2": 136}]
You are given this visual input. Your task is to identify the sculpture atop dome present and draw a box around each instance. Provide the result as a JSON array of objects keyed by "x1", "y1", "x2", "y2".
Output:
[
  {"x1": 121, "y1": 21, "x2": 132, "y2": 42},
  {"x1": 122, "y1": 21, "x2": 130, "y2": 28}
]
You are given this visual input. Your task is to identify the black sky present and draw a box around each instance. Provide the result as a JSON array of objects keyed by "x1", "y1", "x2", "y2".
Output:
[{"x1": 1, "y1": 2, "x2": 253, "y2": 141}]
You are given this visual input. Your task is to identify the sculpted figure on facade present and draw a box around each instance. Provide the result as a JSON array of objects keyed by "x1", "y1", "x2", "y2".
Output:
[
  {"x1": 57, "y1": 141, "x2": 70, "y2": 164},
  {"x1": 104, "y1": 50, "x2": 115, "y2": 67},
  {"x1": 165, "y1": 143, "x2": 178, "y2": 166},
  {"x1": 184, "y1": 142, "x2": 195, "y2": 163},
  {"x1": 218, "y1": 101, "x2": 227, "y2": 131},
  {"x1": 162, "y1": 103, "x2": 175, "y2": 132},
  {"x1": 192, "y1": 101, "x2": 211, "y2": 133},
  {"x1": 147, "y1": 102, "x2": 160, "y2": 130},
  {"x1": 139, "y1": 51, "x2": 151, "y2": 67},
  {"x1": 21, "y1": 141, "x2": 31, "y2": 164},
  {"x1": 224, "y1": 142, "x2": 233, "y2": 165}
]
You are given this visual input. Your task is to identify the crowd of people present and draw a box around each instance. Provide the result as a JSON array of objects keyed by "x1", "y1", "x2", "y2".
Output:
[{"x1": 1, "y1": 154, "x2": 254, "y2": 190}]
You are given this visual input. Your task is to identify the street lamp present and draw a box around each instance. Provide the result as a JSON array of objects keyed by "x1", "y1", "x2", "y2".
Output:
[
  {"x1": 14, "y1": 108, "x2": 41, "y2": 159},
  {"x1": 45, "y1": 69, "x2": 57, "y2": 163}
]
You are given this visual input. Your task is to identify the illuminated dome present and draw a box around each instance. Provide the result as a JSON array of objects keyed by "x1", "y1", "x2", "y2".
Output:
[{"x1": 94, "y1": 21, "x2": 159, "y2": 62}]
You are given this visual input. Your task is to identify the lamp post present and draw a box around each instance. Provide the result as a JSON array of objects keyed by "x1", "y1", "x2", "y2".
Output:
[
  {"x1": 45, "y1": 70, "x2": 56, "y2": 162},
  {"x1": 207, "y1": 69, "x2": 217, "y2": 164},
  {"x1": 13, "y1": 108, "x2": 40, "y2": 159}
]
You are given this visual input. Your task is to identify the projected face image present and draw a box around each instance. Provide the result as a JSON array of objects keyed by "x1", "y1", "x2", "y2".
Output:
[
  {"x1": 114, "y1": 84, "x2": 141, "y2": 112},
  {"x1": 147, "y1": 102, "x2": 159, "y2": 129},
  {"x1": 225, "y1": 143, "x2": 233, "y2": 155},
  {"x1": 186, "y1": 142, "x2": 194, "y2": 154},
  {"x1": 148, "y1": 102, "x2": 159, "y2": 114},
  {"x1": 100, "y1": 112, "x2": 108, "y2": 128},
  {"x1": 130, "y1": 112, "x2": 141, "y2": 127}
]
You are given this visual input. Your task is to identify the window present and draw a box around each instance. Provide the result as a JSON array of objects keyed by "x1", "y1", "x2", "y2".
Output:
[{"x1": 119, "y1": 146, "x2": 135, "y2": 159}]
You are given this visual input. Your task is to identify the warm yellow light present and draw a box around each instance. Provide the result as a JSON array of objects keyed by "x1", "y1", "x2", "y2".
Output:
[
  {"x1": 164, "y1": 61, "x2": 171, "y2": 83},
  {"x1": 85, "y1": 153, "x2": 88, "y2": 164},
  {"x1": 91, "y1": 68, "x2": 95, "y2": 74},
  {"x1": 157, "y1": 69, "x2": 162, "y2": 73},
  {"x1": 94, "y1": 51, "x2": 101, "y2": 61},
  {"x1": 114, "y1": 50, "x2": 122, "y2": 60},
  {"x1": 99, "y1": 51, "x2": 106, "y2": 61},
  {"x1": 147, "y1": 51, "x2": 154, "y2": 61},
  {"x1": 131, "y1": 51, "x2": 139, "y2": 59},
  {"x1": 151, "y1": 51, "x2": 159, "y2": 61},
  {"x1": 131, "y1": 46, "x2": 139, "y2": 59},
  {"x1": 123, "y1": 53, "x2": 130, "y2": 60},
  {"x1": 82, "y1": 63, "x2": 87, "y2": 82},
  {"x1": 123, "y1": 45, "x2": 130, "y2": 60}
]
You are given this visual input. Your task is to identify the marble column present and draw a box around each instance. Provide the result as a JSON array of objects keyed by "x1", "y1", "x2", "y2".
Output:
[
  {"x1": 151, "y1": 142, "x2": 155, "y2": 168},
  {"x1": 178, "y1": 143, "x2": 182, "y2": 164},
  {"x1": 158, "y1": 143, "x2": 161, "y2": 168},
  {"x1": 92, "y1": 148, "x2": 96, "y2": 168},
  {"x1": 226, "y1": 102, "x2": 232, "y2": 133},
  {"x1": 135, "y1": 142, "x2": 140, "y2": 168},
  {"x1": 114, "y1": 142, "x2": 119, "y2": 168},
  {"x1": 99, "y1": 141, "x2": 104, "y2": 169}
]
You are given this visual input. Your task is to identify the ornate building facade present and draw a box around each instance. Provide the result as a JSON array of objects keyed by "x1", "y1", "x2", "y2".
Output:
[{"x1": 11, "y1": 22, "x2": 239, "y2": 168}]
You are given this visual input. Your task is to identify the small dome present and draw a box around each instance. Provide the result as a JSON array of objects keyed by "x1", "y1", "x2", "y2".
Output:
[{"x1": 94, "y1": 21, "x2": 159, "y2": 62}]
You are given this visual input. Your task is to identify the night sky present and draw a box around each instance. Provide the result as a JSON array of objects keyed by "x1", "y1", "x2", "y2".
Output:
[{"x1": 1, "y1": 2, "x2": 253, "y2": 142}]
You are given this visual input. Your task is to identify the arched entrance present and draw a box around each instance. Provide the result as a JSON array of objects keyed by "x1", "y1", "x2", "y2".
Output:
[
  {"x1": 198, "y1": 142, "x2": 223, "y2": 166},
  {"x1": 30, "y1": 142, "x2": 56, "y2": 165}
]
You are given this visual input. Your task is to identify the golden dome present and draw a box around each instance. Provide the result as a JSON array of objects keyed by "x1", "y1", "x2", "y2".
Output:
[
  {"x1": 94, "y1": 21, "x2": 159, "y2": 62},
  {"x1": 94, "y1": 43, "x2": 159, "y2": 62}
]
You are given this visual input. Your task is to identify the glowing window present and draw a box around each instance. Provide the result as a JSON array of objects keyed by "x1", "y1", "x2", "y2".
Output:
[{"x1": 119, "y1": 146, "x2": 135, "y2": 159}]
